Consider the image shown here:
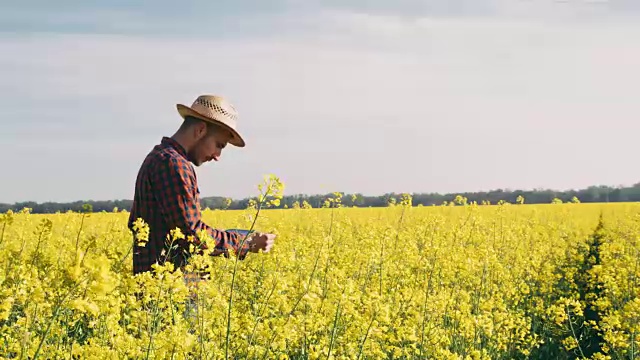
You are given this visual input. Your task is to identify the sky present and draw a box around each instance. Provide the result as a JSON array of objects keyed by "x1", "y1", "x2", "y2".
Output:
[{"x1": 1, "y1": 0, "x2": 639, "y2": 203}]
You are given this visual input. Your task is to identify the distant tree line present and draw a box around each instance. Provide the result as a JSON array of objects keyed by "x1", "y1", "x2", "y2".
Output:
[{"x1": 3, "y1": 183, "x2": 640, "y2": 214}]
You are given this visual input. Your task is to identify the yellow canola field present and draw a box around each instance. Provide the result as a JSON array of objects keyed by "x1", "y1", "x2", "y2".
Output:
[{"x1": 0, "y1": 201, "x2": 639, "y2": 359}]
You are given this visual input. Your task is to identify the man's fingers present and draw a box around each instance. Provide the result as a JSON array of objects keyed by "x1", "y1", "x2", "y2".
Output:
[
  {"x1": 263, "y1": 238, "x2": 275, "y2": 253},
  {"x1": 248, "y1": 233, "x2": 276, "y2": 253}
]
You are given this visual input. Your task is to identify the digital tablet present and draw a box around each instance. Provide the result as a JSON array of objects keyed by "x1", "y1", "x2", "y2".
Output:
[{"x1": 226, "y1": 229, "x2": 255, "y2": 237}]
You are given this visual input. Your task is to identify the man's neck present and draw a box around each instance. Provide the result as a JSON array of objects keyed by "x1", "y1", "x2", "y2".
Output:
[{"x1": 170, "y1": 132, "x2": 192, "y2": 153}]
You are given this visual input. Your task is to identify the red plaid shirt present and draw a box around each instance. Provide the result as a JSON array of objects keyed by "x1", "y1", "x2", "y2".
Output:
[{"x1": 128, "y1": 137, "x2": 250, "y2": 275}]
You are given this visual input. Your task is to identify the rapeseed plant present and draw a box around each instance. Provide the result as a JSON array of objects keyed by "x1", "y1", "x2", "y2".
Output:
[{"x1": 1, "y1": 185, "x2": 639, "y2": 359}]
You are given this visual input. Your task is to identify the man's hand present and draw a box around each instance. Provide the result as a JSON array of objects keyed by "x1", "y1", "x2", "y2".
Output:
[{"x1": 247, "y1": 232, "x2": 276, "y2": 253}]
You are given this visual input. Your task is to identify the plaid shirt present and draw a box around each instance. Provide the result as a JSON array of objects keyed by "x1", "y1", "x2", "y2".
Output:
[{"x1": 128, "y1": 137, "x2": 250, "y2": 275}]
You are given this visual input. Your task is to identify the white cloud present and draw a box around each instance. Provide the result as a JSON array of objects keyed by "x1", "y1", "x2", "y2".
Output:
[{"x1": 1, "y1": 10, "x2": 639, "y2": 202}]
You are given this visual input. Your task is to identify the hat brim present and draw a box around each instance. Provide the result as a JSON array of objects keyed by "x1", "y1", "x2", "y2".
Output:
[{"x1": 176, "y1": 104, "x2": 245, "y2": 147}]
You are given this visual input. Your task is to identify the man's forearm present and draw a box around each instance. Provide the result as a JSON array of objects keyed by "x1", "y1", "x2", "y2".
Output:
[{"x1": 202, "y1": 223, "x2": 251, "y2": 259}]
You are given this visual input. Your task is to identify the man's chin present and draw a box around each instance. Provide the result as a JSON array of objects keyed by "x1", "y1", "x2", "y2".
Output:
[{"x1": 187, "y1": 155, "x2": 202, "y2": 166}]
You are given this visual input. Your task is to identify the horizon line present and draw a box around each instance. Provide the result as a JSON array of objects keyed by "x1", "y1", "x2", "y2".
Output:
[{"x1": 2, "y1": 181, "x2": 635, "y2": 205}]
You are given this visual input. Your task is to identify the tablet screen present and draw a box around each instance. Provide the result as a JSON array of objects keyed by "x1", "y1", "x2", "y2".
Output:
[{"x1": 226, "y1": 229, "x2": 254, "y2": 237}]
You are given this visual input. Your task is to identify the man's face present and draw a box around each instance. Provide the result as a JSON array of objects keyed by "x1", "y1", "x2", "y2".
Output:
[{"x1": 188, "y1": 124, "x2": 232, "y2": 166}]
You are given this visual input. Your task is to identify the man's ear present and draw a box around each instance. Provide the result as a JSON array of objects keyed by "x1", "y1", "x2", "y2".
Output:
[{"x1": 193, "y1": 120, "x2": 208, "y2": 140}]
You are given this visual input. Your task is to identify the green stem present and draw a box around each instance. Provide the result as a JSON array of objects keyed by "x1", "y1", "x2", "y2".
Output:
[
  {"x1": 566, "y1": 307, "x2": 586, "y2": 359},
  {"x1": 225, "y1": 193, "x2": 269, "y2": 359},
  {"x1": 356, "y1": 310, "x2": 376, "y2": 360},
  {"x1": 144, "y1": 281, "x2": 165, "y2": 360},
  {"x1": 75, "y1": 213, "x2": 86, "y2": 257},
  {"x1": 0, "y1": 221, "x2": 7, "y2": 246},
  {"x1": 326, "y1": 299, "x2": 342, "y2": 359},
  {"x1": 379, "y1": 232, "x2": 385, "y2": 297},
  {"x1": 260, "y1": 238, "x2": 324, "y2": 360},
  {"x1": 246, "y1": 277, "x2": 278, "y2": 351},
  {"x1": 29, "y1": 221, "x2": 48, "y2": 267},
  {"x1": 143, "y1": 237, "x2": 177, "y2": 360},
  {"x1": 32, "y1": 285, "x2": 79, "y2": 360}
]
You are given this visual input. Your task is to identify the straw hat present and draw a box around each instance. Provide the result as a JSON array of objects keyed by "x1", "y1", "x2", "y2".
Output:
[{"x1": 176, "y1": 94, "x2": 245, "y2": 147}]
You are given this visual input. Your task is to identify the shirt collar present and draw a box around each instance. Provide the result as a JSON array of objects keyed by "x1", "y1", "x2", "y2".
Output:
[{"x1": 161, "y1": 137, "x2": 188, "y2": 158}]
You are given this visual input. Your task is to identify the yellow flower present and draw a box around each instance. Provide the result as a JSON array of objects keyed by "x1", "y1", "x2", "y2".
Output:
[{"x1": 2, "y1": 184, "x2": 640, "y2": 358}]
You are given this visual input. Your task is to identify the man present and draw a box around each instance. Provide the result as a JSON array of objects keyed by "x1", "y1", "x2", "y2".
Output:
[{"x1": 128, "y1": 94, "x2": 276, "y2": 276}]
